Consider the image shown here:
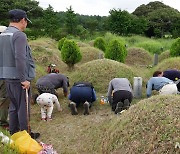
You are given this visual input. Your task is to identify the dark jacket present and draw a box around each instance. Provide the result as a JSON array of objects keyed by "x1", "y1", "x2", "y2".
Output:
[
  {"x1": 0, "y1": 26, "x2": 35, "y2": 81},
  {"x1": 68, "y1": 82, "x2": 96, "y2": 103},
  {"x1": 36, "y1": 73, "x2": 69, "y2": 94}
]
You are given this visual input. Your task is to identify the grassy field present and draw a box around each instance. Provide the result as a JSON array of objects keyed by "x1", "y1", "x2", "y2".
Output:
[{"x1": 0, "y1": 36, "x2": 179, "y2": 153}]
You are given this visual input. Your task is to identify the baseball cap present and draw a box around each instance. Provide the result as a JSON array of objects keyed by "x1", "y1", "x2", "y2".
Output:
[{"x1": 9, "y1": 9, "x2": 32, "y2": 23}]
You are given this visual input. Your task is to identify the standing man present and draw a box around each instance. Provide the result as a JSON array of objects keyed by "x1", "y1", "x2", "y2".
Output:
[
  {"x1": 107, "y1": 78, "x2": 133, "y2": 114},
  {"x1": 36, "y1": 73, "x2": 69, "y2": 97},
  {"x1": 0, "y1": 9, "x2": 40, "y2": 138}
]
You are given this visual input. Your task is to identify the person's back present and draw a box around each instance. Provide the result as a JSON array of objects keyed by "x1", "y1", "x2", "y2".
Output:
[
  {"x1": 37, "y1": 73, "x2": 67, "y2": 89},
  {"x1": 36, "y1": 73, "x2": 69, "y2": 97},
  {"x1": 107, "y1": 78, "x2": 133, "y2": 114},
  {"x1": 163, "y1": 69, "x2": 180, "y2": 81},
  {"x1": 68, "y1": 81, "x2": 96, "y2": 115},
  {"x1": 70, "y1": 82, "x2": 96, "y2": 103},
  {"x1": 107, "y1": 78, "x2": 132, "y2": 96},
  {"x1": 163, "y1": 69, "x2": 180, "y2": 92}
]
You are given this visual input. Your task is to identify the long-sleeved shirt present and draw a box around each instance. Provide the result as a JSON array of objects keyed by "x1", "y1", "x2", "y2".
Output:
[
  {"x1": 146, "y1": 77, "x2": 174, "y2": 97},
  {"x1": 68, "y1": 82, "x2": 96, "y2": 103},
  {"x1": 36, "y1": 73, "x2": 68, "y2": 93},
  {"x1": 0, "y1": 26, "x2": 35, "y2": 81},
  {"x1": 107, "y1": 78, "x2": 132, "y2": 97}
]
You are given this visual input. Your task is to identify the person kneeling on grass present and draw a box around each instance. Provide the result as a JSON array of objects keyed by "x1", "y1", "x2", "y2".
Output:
[
  {"x1": 36, "y1": 93, "x2": 62, "y2": 121},
  {"x1": 68, "y1": 81, "x2": 97, "y2": 115},
  {"x1": 107, "y1": 78, "x2": 133, "y2": 114},
  {"x1": 146, "y1": 72, "x2": 178, "y2": 97}
]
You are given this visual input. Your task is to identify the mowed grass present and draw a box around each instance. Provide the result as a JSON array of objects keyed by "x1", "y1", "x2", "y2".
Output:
[{"x1": 1, "y1": 37, "x2": 180, "y2": 153}]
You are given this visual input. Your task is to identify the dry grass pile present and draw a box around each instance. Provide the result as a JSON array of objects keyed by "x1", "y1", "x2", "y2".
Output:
[
  {"x1": 77, "y1": 41, "x2": 91, "y2": 47},
  {"x1": 70, "y1": 59, "x2": 137, "y2": 92},
  {"x1": 101, "y1": 95, "x2": 180, "y2": 154},
  {"x1": 78, "y1": 47, "x2": 104, "y2": 64},
  {"x1": 125, "y1": 47, "x2": 153, "y2": 66},
  {"x1": 159, "y1": 50, "x2": 170, "y2": 62},
  {"x1": 29, "y1": 38, "x2": 67, "y2": 77},
  {"x1": 153, "y1": 57, "x2": 180, "y2": 72}
]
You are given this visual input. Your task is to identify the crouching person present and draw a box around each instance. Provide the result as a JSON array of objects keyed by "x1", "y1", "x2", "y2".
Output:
[
  {"x1": 68, "y1": 82, "x2": 96, "y2": 115},
  {"x1": 36, "y1": 93, "x2": 62, "y2": 121},
  {"x1": 107, "y1": 78, "x2": 133, "y2": 114}
]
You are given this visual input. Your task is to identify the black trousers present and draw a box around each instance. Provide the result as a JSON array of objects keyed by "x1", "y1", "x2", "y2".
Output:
[
  {"x1": 6, "y1": 80, "x2": 31, "y2": 135},
  {"x1": 112, "y1": 90, "x2": 133, "y2": 111}
]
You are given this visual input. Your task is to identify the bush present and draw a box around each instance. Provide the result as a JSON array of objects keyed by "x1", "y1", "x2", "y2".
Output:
[
  {"x1": 58, "y1": 37, "x2": 67, "y2": 51},
  {"x1": 94, "y1": 37, "x2": 106, "y2": 52},
  {"x1": 61, "y1": 39, "x2": 82, "y2": 69},
  {"x1": 105, "y1": 39, "x2": 127, "y2": 63},
  {"x1": 170, "y1": 37, "x2": 180, "y2": 57}
]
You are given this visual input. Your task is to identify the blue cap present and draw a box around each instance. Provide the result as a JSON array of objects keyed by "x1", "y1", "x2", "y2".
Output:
[{"x1": 9, "y1": 9, "x2": 32, "y2": 23}]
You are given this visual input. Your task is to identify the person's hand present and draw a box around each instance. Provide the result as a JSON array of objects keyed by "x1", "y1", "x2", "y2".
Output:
[{"x1": 21, "y1": 80, "x2": 30, "y2": 89}]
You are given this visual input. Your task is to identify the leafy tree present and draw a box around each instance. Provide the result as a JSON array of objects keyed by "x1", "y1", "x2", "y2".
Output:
[
  {"x1": 0, "y1": 0, "x2": 43, "y2": 26},
  {"x1": 133, "y1": 1, "x2": 180, "y2": 38},
  {"x1": 61, "y1": 39, "x2": 82, "y2": 69},
  {"x1": 94, "y1": 37, "x2": 106, "y2": 52},
  {"x1": 65, "y1": 6, "x2": 77, "y2": 35},
  {"x1": 108, "y1": 9, "x2": 131, "y2": 35},
  {"x1": 170, "y1": 37, "x2": 180, "y2": 57},
  {"x1": 105, "y1": 39, "x2": 127, "y2": 63},
  {"x1": 107, "y1": 9, "x2": 147, "y2": 36}
]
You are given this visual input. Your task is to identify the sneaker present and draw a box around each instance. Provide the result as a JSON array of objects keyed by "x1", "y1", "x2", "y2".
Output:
[
  {"x1": 83, "y1": 101, "x2": 90, "y2": 115},
  {"x1": 30, "y1": 132, "x2": 40, "y2": 139},
  {"x1": 70, "y1": 102, "x2": 78, "y2": 115},
  {"x1": 123, "y1": 99, "x2": 130, "y2": 110},
  {"x1": 115, "y1": 102, "x2": 123, "y2": 114}
]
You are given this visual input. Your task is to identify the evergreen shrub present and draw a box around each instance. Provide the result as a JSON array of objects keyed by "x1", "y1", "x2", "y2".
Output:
[
  {"x1": 94, "y1": 37, "x2": 106, "y2": 52},
  {"x1": 105, "y1": 39, "x2": 127, "y2": 63},
  {"x1": 61, "y1": 40, "x2": 82, "y2": 68},
  {"x1": 58, "y1": 37, "x2": 67, "y2": 50}
]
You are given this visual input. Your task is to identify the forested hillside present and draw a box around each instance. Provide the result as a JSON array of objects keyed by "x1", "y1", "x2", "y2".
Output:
[{"x1": 0, "y1": 0, "x2": 180, "y2": 40}]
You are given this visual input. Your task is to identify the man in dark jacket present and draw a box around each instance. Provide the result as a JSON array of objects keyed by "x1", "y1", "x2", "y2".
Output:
[
  {"x1": 68, "y1": 82, "x2": 96, "y2": 115},
  {"x1": 36, "y1": 73, "x2": 69, "y2": 97}
]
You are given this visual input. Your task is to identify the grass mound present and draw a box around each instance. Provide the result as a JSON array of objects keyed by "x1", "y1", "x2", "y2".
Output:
[
  {"x1": 70, "y1": 59, "x2": 137, "y2": 92},
  {"x1": 29, "y1": 38, "x2": 68, "y2": 77},
  {"x1": 78, "y1": 47, "x2": 104, "y2": 64},
  {"x1": 154, "y1": 57, "x2": 180, "y2": 71},
  {"x1": 159, "y1": 50, "x2": 170, "y2": 62},
  {"x1": 77, "y1": 41, "x2": 91, "y2": 47},
  {"x1": 101, "y1": 95, "x2": 180, "y2": 153},
  {"x1": 125, "y1": 47, "x2": 153, "y2": 66}
]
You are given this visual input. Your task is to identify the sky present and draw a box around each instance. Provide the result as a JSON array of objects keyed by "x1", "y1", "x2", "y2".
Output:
[{"x1": 37, "y1": 0, "x2": 180, "y2": 16}]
